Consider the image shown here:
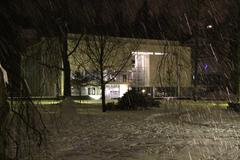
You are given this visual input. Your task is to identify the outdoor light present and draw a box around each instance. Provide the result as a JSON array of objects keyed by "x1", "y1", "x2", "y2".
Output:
[
  {"x1": 204, "y1": 64, "x2": 208, "y2": 71},
  {"x1": 206, "y1": 24, "x2": 213, "y2": 29},
  {"x1": 142, "y1": 89, "x2": 146, "y2": 93}
]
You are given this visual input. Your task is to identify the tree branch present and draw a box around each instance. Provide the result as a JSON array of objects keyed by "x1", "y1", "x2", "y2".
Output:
[{"x1": 67, "y1": 35, "x2": 83, "y2": 57}]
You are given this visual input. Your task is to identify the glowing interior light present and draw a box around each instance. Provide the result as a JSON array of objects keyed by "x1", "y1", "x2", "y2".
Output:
[
  {"x1": 132, "y1": 51, "x2": 153, "y2": 55},
  {"x1": 89, "y1": 95, "x2": 101, "y2": 100},
  {"x1": 142, "y1": 89, "x2": 146, "y2": 93},
  {"x1": 132, "y1": 51, "x2": 167, "y2": 56},
  {"x1": 119, "y1": 84, "x2": 128, "y2": 97},
  {"x1": 155, "y1": 52, "x2": 166, "y2": 55}
]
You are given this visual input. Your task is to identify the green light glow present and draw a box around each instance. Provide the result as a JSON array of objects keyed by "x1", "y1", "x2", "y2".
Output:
[{"x1": 33, "y1": 100, "x2": 62, "y2": 105}]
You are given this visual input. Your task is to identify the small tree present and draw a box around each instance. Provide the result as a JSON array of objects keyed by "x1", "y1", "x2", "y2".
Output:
[
  {"x1": 79, "y1": 34, "x2": 138, "y2": 112},
  {"x1": 50, "y1": 0, "x2": 84, "y2": 98},
  {"x1": 71, "y1": 69, "x2": 93, "y2": 100},
  {"x1": 60, "y1": 34, "x2": 83, "y2": 98}
]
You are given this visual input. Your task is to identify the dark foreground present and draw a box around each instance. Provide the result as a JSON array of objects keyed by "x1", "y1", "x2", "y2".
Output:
[{"x1": 40, "y1": 102, "x2": 240, "y2": 160}]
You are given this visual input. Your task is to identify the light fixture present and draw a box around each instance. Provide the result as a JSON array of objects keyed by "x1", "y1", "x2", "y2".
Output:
[
  {"x1": 132, "y1": 51, "x2": 153, "y2": 55},
  {"x1": 132, "y1": 51, "x2": 167, "y2": 56},
  {"x1": 155, "y1": 52, "x2": 166, "y2": 55},
  {"x1": 206, "y1": 25, "x2": 213, "y2": 29}
]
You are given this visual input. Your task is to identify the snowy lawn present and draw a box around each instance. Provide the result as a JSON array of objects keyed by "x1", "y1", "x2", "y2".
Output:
[{"x1": 40, "y1": 101, "x2": 240, "y2": 160}]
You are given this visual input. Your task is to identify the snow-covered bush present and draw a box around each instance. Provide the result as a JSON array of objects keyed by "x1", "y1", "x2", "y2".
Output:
[{"x1": 117, "y1": 89, "x2": 159, "y2": 110}]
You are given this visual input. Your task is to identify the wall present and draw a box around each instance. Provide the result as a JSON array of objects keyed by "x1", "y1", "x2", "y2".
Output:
[{"x1": 22, "y1": 38, "x2": 62, "y2": 97}]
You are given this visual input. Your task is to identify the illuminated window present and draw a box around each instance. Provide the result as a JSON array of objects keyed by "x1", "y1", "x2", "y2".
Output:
[
  {"x1": 88, "y1": 87, "x2": 96, "y2": 95},
  {"x1": 155, "y1": 52, "x2": 166, "y2": 55}
]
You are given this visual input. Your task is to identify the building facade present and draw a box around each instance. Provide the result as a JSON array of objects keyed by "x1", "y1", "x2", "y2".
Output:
[
  {"x1": 69, "y1": 35, "x2": 192, "y2": 99},
  {"x1": 22, "y1": 35, "x2": 192, "y2": 99}
]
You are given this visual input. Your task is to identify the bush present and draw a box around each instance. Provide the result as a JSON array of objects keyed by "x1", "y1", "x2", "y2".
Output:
[
  {"x1": 228, "y1": 102, "x2": 240, "y2": 112},
  {"x1": 118, "y1": 89, "x2": 159, "y2": 110}
]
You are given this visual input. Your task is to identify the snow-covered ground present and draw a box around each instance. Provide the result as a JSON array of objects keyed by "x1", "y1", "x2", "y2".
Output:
[{"x1": 42, "y1": 103, "x2": 240, "y2": 160}]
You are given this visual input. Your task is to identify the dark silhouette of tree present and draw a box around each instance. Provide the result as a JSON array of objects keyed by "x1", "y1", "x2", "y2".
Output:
[
  {"x1": 0, "y1": 66, "x2": 9, "y2": 159},
  {"x1": 225, "y1": 1, "x2": 240, "y2": 96},
  {"x1": 17, "y1": 0, "x2": 84, "y2": 98},
  {"x1": 113, "y1": 11, "x2": 130, "y2": 37},
  {"x1": 166, "y1": 0, "x2": 227, "y2": 99},
  {"x1": 133, "y1": 0, "x2": 160, "y2": 39},
  {"x1": 0, "y1": 1, "x2": 47, "y2": 159},
  {"x1": 45, "y1": 0, "x2": 72, "y2": 97}
]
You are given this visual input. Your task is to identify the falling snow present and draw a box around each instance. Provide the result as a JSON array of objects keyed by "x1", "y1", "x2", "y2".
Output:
[
  {"x1": 2, "y1": 1, "x2": 240, "y2": 159},
  {"x1": 41, "y1": 103, "x2": 240, "y2": 160}
]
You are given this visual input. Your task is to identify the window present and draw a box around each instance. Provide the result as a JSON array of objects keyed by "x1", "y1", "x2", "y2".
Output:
[
  {"x1": 88, "y1": 88, "x2": 91, "y2": 95},
  {"x1": 88, "y1": 87, "x2": 96, "y2": 95},
  {"x1": 131, "y1": 57, "x2": 135, "y2": 68}
]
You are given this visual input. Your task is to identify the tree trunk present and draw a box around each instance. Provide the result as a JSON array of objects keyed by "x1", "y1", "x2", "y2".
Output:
[
  {"x1": 192, "y1": 41, "x2": 199, "y2": 100},
  {"x1": 100, "y1": 66, "x2": 106, "y2": 112},
  {"x1": 99, "y1": 39, "x2": 106, "y2": 112},
  {"x1": 101, "y1": 83, "x2": 106, "y2": 112},
  {"x1": 61, "y1": 33, "x2": 71, "y2": 97},
  {"x1": 8, "y1": 53, "x2": 21, "y2": 97},
  {"x1": 192, "y1": 0, "x2": 200, "y2": 101},
  {"x1": 230, "y1": 38, "x2": 240, "y2": 95},
  {"x1": 229, "y1": 2, "x2": 240, "y2": 96},
  {"x1": 0, "y1": 68, "x2": 9, "y2": 160}
]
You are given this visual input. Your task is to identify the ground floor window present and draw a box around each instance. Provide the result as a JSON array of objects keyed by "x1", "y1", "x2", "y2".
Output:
[{"x1": 88, "y1": 87, "x2": 96, "y2": 95}]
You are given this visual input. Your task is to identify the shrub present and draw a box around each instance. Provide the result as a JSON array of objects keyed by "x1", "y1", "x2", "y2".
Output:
[
  {"x1": 228, "y1": 102, "x2": 240, "y2": 112},
  {"x1": 118, "y1": 89, "x2": 159, "y2": 110}
]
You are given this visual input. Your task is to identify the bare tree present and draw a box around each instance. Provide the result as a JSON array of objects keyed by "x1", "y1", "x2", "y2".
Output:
[
  {"x1": 0, "y1": 9, "x2": 47, "y2": 160},
  {"x1": 15, "y1": 0, "x2": 84, "y2": 98},
  {"x1": 77, "y1": 34, "x2": 138, "y2": 112},
  {"x1": 225, "y1": 0, "x2": 240, "y2": 96},
  {"x1": 0, "y1": 65, "x2": 9, "y2": 159},
  {"x1": 46, "y1": 0, "x2": 84, "y2": 98}
]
